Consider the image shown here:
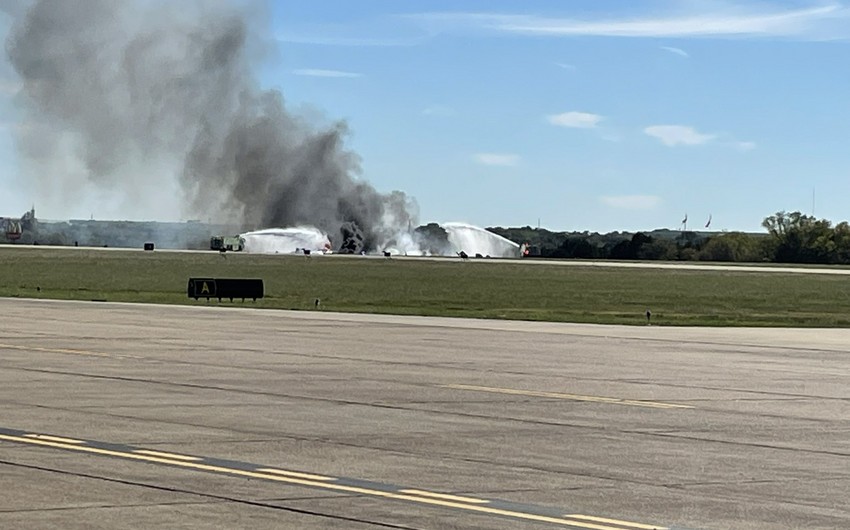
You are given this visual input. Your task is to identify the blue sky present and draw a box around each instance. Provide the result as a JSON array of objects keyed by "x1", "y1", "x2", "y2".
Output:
[{"x1": 3, "y1": 0, "x2": 850, "y2": 233}]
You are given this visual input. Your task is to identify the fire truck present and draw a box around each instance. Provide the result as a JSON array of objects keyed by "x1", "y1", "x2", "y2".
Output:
[
  {"x1": 2, "y1": 218, "x2": 22, "y2": 242},
  {"x1": 210, "y1": 235, "x2": 244, "y2": 252}
]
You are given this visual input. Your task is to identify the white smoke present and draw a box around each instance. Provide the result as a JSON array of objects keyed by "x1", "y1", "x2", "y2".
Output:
[
  {"x1": 241, "y1": 226, "x2": 331, "y2": 254},
  {"x1": 442, "y1": 222, "x2": 519, "y2": 258},
  {"x1": 241, "y1": 222, "x2": 520, "y2": 258},
  {"x1": 381, "y1": 231, "x2": 426, "y2": 256}
]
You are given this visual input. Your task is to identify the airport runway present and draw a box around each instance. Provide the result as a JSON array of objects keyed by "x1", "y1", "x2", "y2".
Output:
[
  {"x1": 1, "y1": 299, "x2": 848, "y2": 529},
  {"x1": 16, "y1": 243, "x2": 850, "y2": 275}
]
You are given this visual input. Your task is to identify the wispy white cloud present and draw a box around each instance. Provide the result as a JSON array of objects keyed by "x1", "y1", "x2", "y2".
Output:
[
  {"x1": 644, "y1": 125, "x2": 715, "y2": 146},
  {"x1": 473, "y1": 153, "x2": 520, "y2": 167},
  {"x1": 547, "y1": 111, "x2": 602, "y2": 129},
  {"x1": 600, "y1": 195, "x2": 662, "y2": 210},
  {"x1": 292, "y1": 69, "x2": 363, "y2": 78},
  {"x1": 410, "y1": 3, "x2": 850, "y2": 40},
  {"x1": 735, "y1": 140, "x2": 757, "y2": 151},
  {"x1": 554, "y1": 62, "x2": 576, "y2": 71},
  {"x1": 660, "y1": 45, "x2": 689, "y2": 57}
]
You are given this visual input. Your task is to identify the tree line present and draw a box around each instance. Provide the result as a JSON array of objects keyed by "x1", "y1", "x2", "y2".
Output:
[{"x1": 490, "y1": 211, "x2": 850, "y2": 264}]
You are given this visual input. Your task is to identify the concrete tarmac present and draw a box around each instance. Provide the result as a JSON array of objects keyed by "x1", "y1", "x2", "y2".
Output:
[{"x1": 1, "y1": 299, "x2": 848, "y2": 529}]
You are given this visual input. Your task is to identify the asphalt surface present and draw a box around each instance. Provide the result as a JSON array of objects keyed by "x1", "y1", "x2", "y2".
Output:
[{"x1": 1, "y1": 299, "x2": 848, "y2": 529}]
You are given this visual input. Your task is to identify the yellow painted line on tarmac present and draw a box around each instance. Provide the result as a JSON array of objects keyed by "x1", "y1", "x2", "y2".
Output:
[
  {"x1": 256, "y1": 468, "x2": 333, "y2": 481},
  {"x1": 442, "y1": 384, "x2": 693, "y2": 410},
  {"x1": 24, "y1": 434, "x2": 84, "y2": 444},
  {"x1": 0, "y1": 343, "x2": 110, "y2": 358},
  {"x1": 400, "y1": 489, "x2": 489, "y2": 504},
  {"x1": 132, "y1": 449, "x2": 201, "y2": 461},
  {"x1": 0, "y1": 432, "x2": 664, "y2": 529},
  {"x1": 566, "y1": 513, "x2": 668, "y2": 529}
]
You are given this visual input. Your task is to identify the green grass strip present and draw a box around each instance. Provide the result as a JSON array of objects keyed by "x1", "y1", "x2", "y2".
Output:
[{"x1": 2, "y1": 246, "x2": 850, "y2": 327}]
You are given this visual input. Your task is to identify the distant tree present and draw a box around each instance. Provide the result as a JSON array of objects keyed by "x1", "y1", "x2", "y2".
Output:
[
  {"x1": 610, "y1": 232, "x2": 652, "y2": 260},
  {"x1": 488, "y1": 226, "x2": 568, "y2": 257},
  {"x1": 678, "y1": 247, "x2": 698, "y2": 261},
  {"x1": 637, "y1": 238, "x2": 677, "y2": 260},
  {"x1": 552, "y1": 237, "x2": 596, "y2": 258},
  {"x1": 762, "y1": 211, "x2": 836, "y2": 263},
  {"x1": 698, "y1": 232, "x2": 763, "y2": 262},
  {"x1": 675, "y1": 231, "x2": 700, "y2": 249},
  {"x1": 834, "y1": 222, "x2": 850, "y2": 264},
  {"x1": 457, "y1": 213, "x2": 850, "y2": 264}
]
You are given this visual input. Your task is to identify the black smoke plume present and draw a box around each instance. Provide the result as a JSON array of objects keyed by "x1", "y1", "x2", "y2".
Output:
[{"x1": 4, "y1": 0, "x2": 416, "y2": 251}]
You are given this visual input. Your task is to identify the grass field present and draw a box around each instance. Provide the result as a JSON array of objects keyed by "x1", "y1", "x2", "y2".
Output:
[{"x1": 2, "y1": 246, "x2": 850, "y2": 327}]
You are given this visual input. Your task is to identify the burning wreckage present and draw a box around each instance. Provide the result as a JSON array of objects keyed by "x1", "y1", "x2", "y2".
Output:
[
  {"x1": 218, "y1": 221, "x2": 521, "y2": 258},
  {"x1": 2, "y1": 1, "x2": 523, "y2": 260}
]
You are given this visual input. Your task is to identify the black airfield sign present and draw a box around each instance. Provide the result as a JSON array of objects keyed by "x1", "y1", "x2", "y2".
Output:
[{"x1": 188, "y1": 278, "x2": 264, "y2": 302}]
